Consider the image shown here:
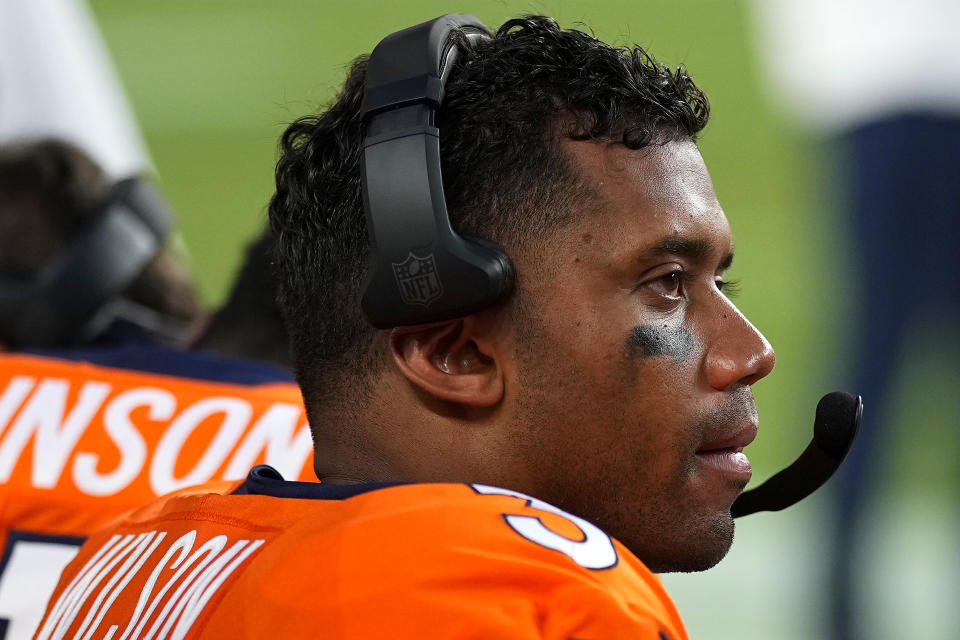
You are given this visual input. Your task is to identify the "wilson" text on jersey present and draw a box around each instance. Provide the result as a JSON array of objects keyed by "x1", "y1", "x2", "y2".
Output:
[{"x1": 35, "y1": 529, "x2": 264, "y2": 640}]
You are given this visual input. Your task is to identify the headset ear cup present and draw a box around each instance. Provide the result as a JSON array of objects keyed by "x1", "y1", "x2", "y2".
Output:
[
  {"x1": 360, "y1": 14, "x2": 518, "y2": 328},
  {"x1": 464, "y1": 236, "x2": 515, "y2": 300},
  {"x1": 0, "y1": 176, "x2": 171, "y2": 347}
]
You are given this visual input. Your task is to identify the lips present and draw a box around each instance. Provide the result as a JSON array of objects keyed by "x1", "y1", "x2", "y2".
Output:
[
  {"x1": 697, "y1": 421, "x2": 758, "y2": 454},
  {"x1": 695, "y1": 422, "x2": 758, "y2": 481}
]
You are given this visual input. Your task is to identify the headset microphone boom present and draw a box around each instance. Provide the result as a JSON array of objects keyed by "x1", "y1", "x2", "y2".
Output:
[{"x1": 732, "y1": 392, "x2": 862, "y2": 518}]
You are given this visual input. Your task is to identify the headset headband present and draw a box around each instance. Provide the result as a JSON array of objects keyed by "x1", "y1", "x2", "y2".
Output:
[
  {"x1": 0, "y1": 176, "x2": 172, "y2": 347},
  {"x1": 360, "y1": 14, "x2": 515, "y2": 328}
]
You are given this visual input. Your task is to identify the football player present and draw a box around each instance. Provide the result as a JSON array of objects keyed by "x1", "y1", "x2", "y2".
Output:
[{"x1": 34, "y1": 16, "x2": 776, "y2": 639}]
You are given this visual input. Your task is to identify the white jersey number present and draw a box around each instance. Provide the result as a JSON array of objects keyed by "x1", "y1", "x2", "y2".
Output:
[
  {"x1": 472, "y1": 485, "x2": 618, "y2": 570},
  {"x1": 0, "y1": 533, "x2": 83, "y2": 640}
]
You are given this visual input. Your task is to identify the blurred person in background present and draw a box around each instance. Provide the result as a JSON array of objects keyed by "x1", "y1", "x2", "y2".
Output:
[
  {"x1": 0, "y1": 5, "x2": 310, "y2": 637},
  {"x1": 752, "y1": 2, "x2": 960, "y2": 638},
  {"x1": 189, "y1": 232, "x2": 292, "y2": 371},
  {"x1": 0, "y1": 139, "x2": 198, "y2": 350},
  {"x1": 0, "y1": 139, "x2": 310, "y2": 640}
]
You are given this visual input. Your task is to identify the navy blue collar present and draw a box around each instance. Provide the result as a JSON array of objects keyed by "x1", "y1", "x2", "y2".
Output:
[
  {"x1": 21, "y1": 344, "x2": 294, "y2": 385},
  {"x1": 237, "y1": 465, "x2": 408, "y2": 500}
]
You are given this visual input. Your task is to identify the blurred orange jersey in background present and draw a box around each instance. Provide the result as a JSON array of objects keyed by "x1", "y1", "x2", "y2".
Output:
[
  {"x1": 33, "y1": 467, "x2": 688, "y2": 639},
  {"x1": 0, "y1": 350, "x2": 312, "y2": 639}
]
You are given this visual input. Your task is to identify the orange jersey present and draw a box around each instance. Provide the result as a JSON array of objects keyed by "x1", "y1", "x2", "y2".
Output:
[
  {"x1": 34, "y1": 466, "x2": 688, "y2": 639},
  {"x1": 0, "y1": 351, "x2": 313, "y2": 640}
]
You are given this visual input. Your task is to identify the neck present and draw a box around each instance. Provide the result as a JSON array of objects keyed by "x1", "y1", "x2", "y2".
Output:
[{"x1": 317, "y1": 472, "x2": 369, "y2": 485}]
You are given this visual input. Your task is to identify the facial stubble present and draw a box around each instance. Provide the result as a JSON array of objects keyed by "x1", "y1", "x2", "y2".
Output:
[{"x1": 511, "y1": 313, "x2": 739, "y2": 573}]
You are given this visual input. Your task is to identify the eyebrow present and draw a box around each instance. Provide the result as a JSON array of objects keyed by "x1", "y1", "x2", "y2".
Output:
[{"x1": 641, "y1": 236, "x2": 735, "y2": 271}]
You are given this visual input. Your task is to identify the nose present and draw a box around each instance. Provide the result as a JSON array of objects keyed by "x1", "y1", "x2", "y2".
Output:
[{"x1": 704, "y1": 298, "x2": 776, "y2": 391}]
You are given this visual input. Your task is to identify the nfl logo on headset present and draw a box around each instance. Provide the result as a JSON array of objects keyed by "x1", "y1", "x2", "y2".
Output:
[{"x1": 393, "y1": 252, "x2": 443, "y2": 307}]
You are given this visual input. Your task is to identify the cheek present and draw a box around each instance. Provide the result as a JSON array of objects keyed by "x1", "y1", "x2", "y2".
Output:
[
  {"x1": 615, "y1": 340, "x2": 705, "y2": 471},
  {"x1": 518, "y1": 317, "x2": 705, "y2": 464},
  {"x1": 625, "y1": 323, "x2": 696, "y2": 361}
]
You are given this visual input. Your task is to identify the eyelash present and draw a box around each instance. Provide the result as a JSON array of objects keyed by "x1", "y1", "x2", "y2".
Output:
[
  {"x1": 717, "y1": 278, "x2": 740, "y2": 298},
  {"x1": 648, "y1": 271, "x2": 741, "y2": 299}
]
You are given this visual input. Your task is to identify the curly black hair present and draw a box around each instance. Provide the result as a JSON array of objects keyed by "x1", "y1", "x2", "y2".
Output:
[{"x1": 269, "y1": 15, "x2": 709, "y2": 407}]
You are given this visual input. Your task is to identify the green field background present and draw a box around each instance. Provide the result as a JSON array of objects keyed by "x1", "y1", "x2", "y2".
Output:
[{"x1": 87, "y1": 2, "x2": 959, "y2": 638}]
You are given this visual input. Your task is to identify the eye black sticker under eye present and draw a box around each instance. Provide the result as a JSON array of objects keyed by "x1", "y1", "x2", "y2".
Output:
[{"x1": 627, "y1": 324, "x2": 695, "y2": 361}]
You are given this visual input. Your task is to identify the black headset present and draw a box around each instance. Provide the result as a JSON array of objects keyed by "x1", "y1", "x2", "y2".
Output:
[
  {"x1": 360, "y1": 14, "x2": 515, "y2": 329},
  {"x1": 0, "y1": 176, "x2": 172, "y2": 347}
]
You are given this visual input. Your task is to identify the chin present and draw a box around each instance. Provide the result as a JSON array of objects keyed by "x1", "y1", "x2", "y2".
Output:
[{"x1": 636, "y1": 511, "x2": 736, "y2": 574}]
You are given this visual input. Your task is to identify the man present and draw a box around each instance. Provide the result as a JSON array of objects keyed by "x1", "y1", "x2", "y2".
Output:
[
  {"x1": 0, "y1": 140, "x2": 311, "y2": 640},
  {"x1": 34, "y1": 16, "x2": 774, "y2": 638}
]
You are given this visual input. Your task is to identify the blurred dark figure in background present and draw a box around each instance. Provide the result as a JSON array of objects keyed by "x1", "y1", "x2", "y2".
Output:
[
  {"x1": 0, "y1": 138, "x2": 306, "y2": 640},
  {"x1": 753, "y1": 3, "x2": 960, "y2": 638},
  {"x1": 828, "y1": 114, "x2": 960, "y2": 640},
  {"x1": 0, "y1": 138, "x2": 198, "y2": 349},
  {"x1": 191, "y1": 232, "x2": 292, "y2": 370}
]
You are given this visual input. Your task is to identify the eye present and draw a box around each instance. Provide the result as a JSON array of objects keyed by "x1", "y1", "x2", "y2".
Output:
[{"x1": 647, "y1": 270, "x2": 686, "y2": 299}]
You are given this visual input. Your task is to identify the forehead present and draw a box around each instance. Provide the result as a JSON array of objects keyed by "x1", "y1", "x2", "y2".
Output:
[{"x1": 558, "y1": 139, "x2": 729, "y2": 265}]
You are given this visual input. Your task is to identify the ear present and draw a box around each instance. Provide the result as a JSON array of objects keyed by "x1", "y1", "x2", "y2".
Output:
[{"x1": 390, "y1": 318, "x2": 504, "y2": 407}]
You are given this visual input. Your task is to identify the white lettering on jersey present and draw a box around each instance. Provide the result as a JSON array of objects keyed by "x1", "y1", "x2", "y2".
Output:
[
  {"x1": 473, "y1": 484, "x2": 619, "y2": 570},
  {"x1": 0, "y1": 376, "x2": 35, "y2": 431},
  {"x1": 0, "y1": 379, "x2": 111, "y2": 488},
  {"x1": 35, "y1": 529, "x2": 264, "y2": 640},
  {"x1": 0, "y1": 374, "x2": 313, "y2": 496},
  {"x1": 222, "y1": 402, "x2": 312, "y2": 481},
  {"x1": 73, "y1": 388, "x2": 174, "y2": 497},
  {"x1": 150, "y1": 397, "x2": 252, "y2": 495}
]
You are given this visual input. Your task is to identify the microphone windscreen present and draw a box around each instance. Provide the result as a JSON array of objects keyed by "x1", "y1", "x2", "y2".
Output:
[{"x1": 814, "y1": 392, "x2": 861, "y2": 460}]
